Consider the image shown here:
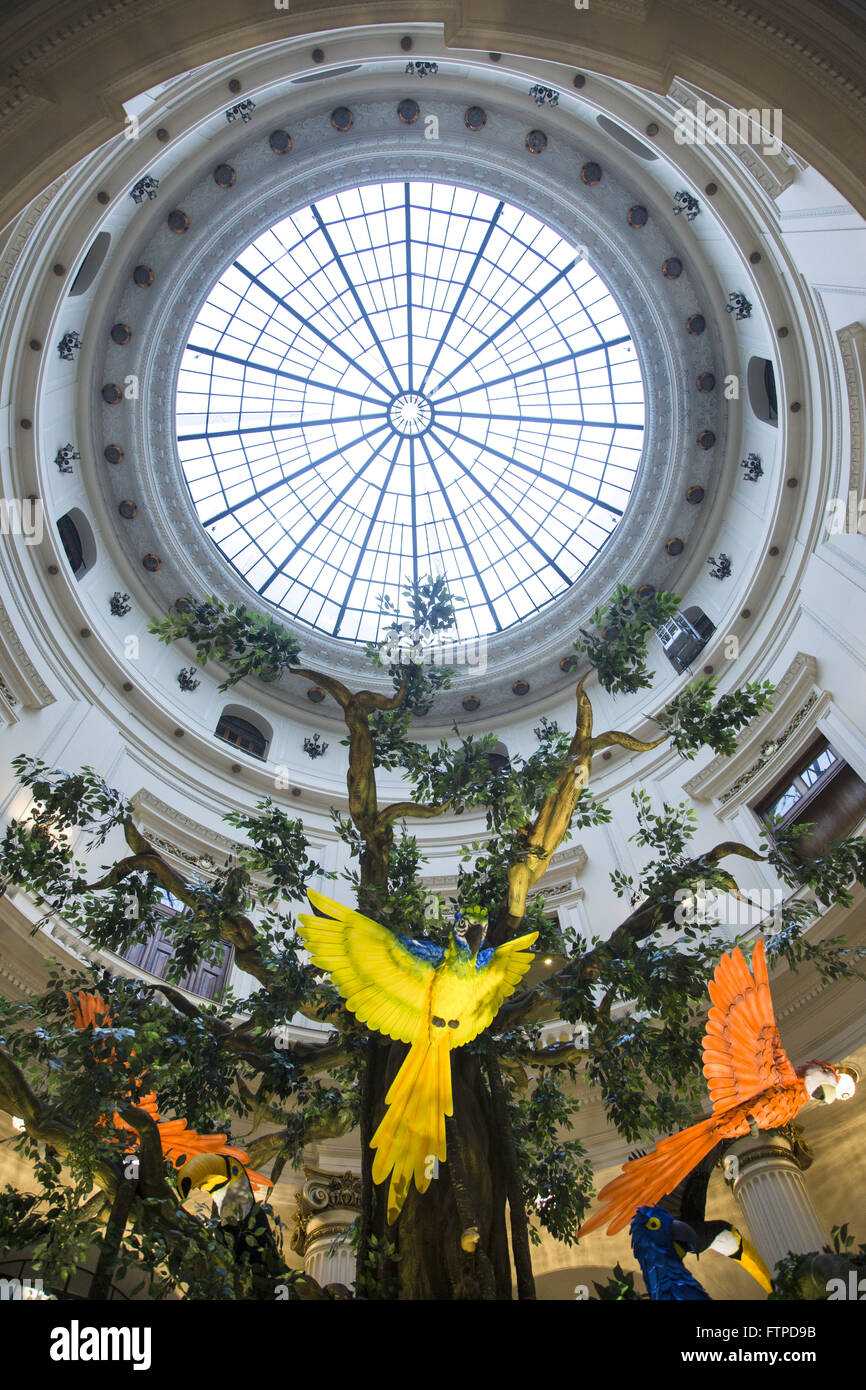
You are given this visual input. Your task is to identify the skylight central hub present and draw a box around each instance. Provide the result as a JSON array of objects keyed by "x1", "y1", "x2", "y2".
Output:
[{"x1": 389, "y1": 391, "x2": 432, "y2": 436}]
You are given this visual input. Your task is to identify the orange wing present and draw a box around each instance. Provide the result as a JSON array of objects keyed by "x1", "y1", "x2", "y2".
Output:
[
  {"x1": 580, "y1": 938, "x2": 796, "y2": 1238},
  {"x1": 702, "y1": 938, "x2": 799, "y2": 1113},
  {"x1": 67, "y1": 989, "x2": 111, "y2": 1030}
]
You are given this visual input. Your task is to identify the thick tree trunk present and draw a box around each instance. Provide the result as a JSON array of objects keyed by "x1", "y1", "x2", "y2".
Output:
[{"x1": 363, "y1": 1046, "x2": 513, "y2": 1299}]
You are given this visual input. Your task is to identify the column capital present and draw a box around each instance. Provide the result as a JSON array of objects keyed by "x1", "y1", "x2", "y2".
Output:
[{"x1": 291, "y1": 1167, "x2": 362, "y2": 1259}]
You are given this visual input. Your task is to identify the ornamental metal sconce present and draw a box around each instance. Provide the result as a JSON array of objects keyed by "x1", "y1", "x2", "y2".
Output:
[
  {"x1": 177, "y1": 667, "x2": 200, "y2": 692},
  {"x1": 673, "y1": 191, "x2": 700, "y2": 220},
  {"x1": 269, "y1": 130, "x2": 292, "y2": 154},
  {"x1": 225, "y1": 99, "x2": 256, "y2": 124},
  {"x1": 525, "y1": 130, "x2": 548, "y2": 154},
  {"x1": 462, "y1": 695, "x2": 481, "y2": 712},
  {"x1": 130, "y1": 175, "x2": 160, "y2": 204},
  {"x1": 397, "y1": 99, "x2": 420, "y2": 124},
  {"x1": 726, "y1": 291, "x2": 753, "y2": 320},
  {"x1": 741, "y1": 452, "x2": 764, "y2": 482},
  {"x1": 54, "y1": 443, "x2": 79, "y2": 473},
  {"x1": 529, "y1": 85, "x2": 559, "y2": 108},
  {"x1": 303, "y1": 733, "x2": 329, "y2": 759},
  {"x1": 405, "y1": 60, "x2": 438, "y2": 77},
  {"x1": 707, "y1": 553, "x2": 732, "y2": 580},
  {"x1": 109, "y1": 591, "x2": 131, "y2": 617},
  {"x1": 57, "y1": 331, "x2": 82, "y2": 361},
  {"x1": 581, "y1": 162, "x2": 602, "y2": 185}
]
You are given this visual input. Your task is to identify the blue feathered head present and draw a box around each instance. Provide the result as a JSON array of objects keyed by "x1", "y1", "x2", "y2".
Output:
[{"x1": 630, "y1": 1205, "x2": 710, "y2": 1301}]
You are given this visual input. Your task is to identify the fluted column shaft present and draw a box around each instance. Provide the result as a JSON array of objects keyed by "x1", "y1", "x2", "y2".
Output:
[{"x1": 728, "y1": 1135, "x2": 828, "y2": 1272}]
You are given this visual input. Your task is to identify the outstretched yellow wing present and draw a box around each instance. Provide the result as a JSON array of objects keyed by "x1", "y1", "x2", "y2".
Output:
[
  {"x1": 434, "y1": 934, "x2": 539, "y2": 1047},
  {"x1": 297, "y1": 888, "x2": 434, "y2": 1043}
]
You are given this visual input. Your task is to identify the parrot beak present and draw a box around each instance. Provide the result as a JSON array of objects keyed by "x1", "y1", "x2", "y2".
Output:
[{"x1": 671, "y1": 1219, "x2": 699, "y2": 1255}]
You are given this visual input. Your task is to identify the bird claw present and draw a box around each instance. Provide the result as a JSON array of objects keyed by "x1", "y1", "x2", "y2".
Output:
[
  {"x1": 460, "y1": 1226, "x2": 480, "y2": 1252},
  {"x1": 748, "y1": 1116, "x2": 760, "y2": 1137}
]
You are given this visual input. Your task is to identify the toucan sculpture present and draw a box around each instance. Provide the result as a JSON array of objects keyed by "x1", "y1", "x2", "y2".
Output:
[
  {"x1": 297, "y1": 888, "x2": 537, "y2": 1223},
  {"x1": 622, "y1": 1143, "x2": 773, "y2": 1299},
  {"x1": 580, "y1": 938, "x2": 854, "y2": 1239},
  {"x1": 653, "y1": 1143, "x2": 772, "y2": 1295}
]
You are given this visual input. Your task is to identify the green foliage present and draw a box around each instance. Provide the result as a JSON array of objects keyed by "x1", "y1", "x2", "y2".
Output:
[
  {"x1": 656, "y1": 677, "x2": 775, "y2": 758},
  {"x1": 763, "y1": 822, "x2": 866, "y2": 908},
  {"x1": 354, "y1": 1231, "x2": 402, "y2": 1300},
  {"x1": 149, "y1": 596, "x2": 303, "y2": 691},
  {"x1": 769, "y1": 1226, "x2": 866, "y2": 1302},
  {"x1": 572, "y1": 585, "x2": 680, "y2": 695},
  {"x1": 0, "y1": 1184, "x2": 47, "y2": 1246},
  {"x1": 509, "y1": 1068, "x2": 594, "y2": 1244},
  {"x1": 223, "y1": 800, "x2": 333, "y2": 904},
  {"x1": 363, "y1": 574, "x2": 463, "y2": 713},
  {"x1": 593, "y1": 1262, "x2": 644, "y2": 1299}
]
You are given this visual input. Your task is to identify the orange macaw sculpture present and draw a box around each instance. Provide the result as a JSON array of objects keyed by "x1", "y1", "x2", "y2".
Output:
[
  {"x1": 67, "y1": 990, "x2": 269, "y2": 1190},
  {"x1": 580, "y1": 938, "x2": 854, "y2": 1237}
]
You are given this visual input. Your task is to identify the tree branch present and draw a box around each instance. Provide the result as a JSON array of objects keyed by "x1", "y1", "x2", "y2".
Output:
[
  {"x1": 376, "y1": 798, "x2": 452, "y2": 829},
  {"x1": 287, "y1": 667, "x2": 353, "y2": 711},
  {"x1": 118, "y1": 819, "x2": 273, "y2": 988},
  {"x1": 498, "y1": 839, "x2": 771, "y2": 1027},
  {"x1": 503, "y1": 677, "x2": 596, "y2": 928},
  {"x1": 0, "y1": 1044, "x2": 121, "y2": 1201},
  {"x1": 590, "y1": 730, "x2": 667, "y2": 755}
]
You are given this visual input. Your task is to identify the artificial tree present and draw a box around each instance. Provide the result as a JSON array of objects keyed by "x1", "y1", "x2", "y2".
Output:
[{"x1": 0, "y1": 581, "x2": 863, "y2": 1300}]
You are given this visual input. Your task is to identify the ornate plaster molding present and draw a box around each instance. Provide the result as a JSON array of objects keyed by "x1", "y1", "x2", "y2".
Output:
[
  {"x1": 705, "y1": 0, "x2": 866, "y2": 102},
  {"x1": 291, "y1": 1167, "x2": 362, "y2": 1257},
  {"x1": 0, "y1": 596, "x2": 55, "y2": 709},
  {"x1": 682, "y1": 651, "x2": 818, "y2": 802},
  {"x1": 666, "y1": 76, "x2": 798, "y2": 201},
  {"x1": 837, "y1": 322, "x2": 866, "y2": 501}
]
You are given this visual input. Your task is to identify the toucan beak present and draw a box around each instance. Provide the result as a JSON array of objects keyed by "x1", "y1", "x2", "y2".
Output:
[
  {"x1": 671, "y1": 1219, "x2": 699, "y2": 1253},
  {"x1": 735, "y1": 1236, "x2": 773, "y2": 1294}
]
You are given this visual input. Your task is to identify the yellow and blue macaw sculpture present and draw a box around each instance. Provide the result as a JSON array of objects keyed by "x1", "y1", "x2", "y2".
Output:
[{"x1": 297, "y1": 889, "x2": 538, "y2": 1224}]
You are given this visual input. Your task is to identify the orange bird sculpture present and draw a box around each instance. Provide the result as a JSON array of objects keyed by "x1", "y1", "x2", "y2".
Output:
[
  {"x1": 67, "y1": 990, "x2": 269, "y2": 1188},
  {"x1": 580, "y1": 938, "x2": 854, "y2": 1237}
]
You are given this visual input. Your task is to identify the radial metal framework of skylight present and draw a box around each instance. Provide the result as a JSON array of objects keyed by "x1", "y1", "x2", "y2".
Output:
[{"x1": 175, "y1": 180, "x2": 646, "y2": 643}]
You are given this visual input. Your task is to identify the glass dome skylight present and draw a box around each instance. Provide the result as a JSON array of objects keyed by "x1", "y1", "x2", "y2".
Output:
[{"x1": 175, "y1": 181, "x2": 645, "y2": 643}]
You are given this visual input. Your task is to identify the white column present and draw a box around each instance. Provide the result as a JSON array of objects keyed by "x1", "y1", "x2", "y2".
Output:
[
  {"x1": 303, "y1": 1208, "x2": 358, "y2": 1289},
  {"x1": 728, "y1": 1134, "x2": 829, "y2": 1272}
]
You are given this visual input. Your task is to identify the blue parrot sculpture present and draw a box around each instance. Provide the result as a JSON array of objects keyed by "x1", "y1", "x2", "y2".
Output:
[{"x1": 630, "y1": 1205, "x2": 711, "y2": 1301}]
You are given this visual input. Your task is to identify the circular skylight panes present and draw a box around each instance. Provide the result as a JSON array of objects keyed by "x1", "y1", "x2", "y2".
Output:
[{"x1": 176, "y1": 181, "x2": 645, "y2": 643}]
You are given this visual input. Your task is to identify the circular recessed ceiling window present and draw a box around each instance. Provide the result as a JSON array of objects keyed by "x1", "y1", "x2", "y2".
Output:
[{"x1": 176, "y1": 180, "x2": 645, "y2": 643}]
